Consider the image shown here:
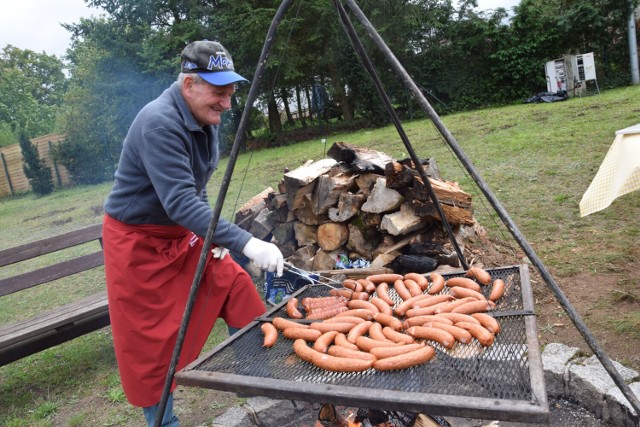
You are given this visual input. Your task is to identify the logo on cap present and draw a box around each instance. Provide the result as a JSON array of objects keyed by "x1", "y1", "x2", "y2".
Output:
[{"x1": 208, "y1": 54, "x2": 234, "y2": 71}]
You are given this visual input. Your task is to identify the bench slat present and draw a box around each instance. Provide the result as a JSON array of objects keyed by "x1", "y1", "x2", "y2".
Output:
[
  {"x1": 0, "y1": 252, "x2": 104, "y2": 297},
  {"x1": 0, "y1": 224, "x2": 103, "y2": 267}
]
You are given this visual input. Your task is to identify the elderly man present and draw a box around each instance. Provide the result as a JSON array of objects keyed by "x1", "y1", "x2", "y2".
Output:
[{"x1": 102, "y1": 40, "x2": 283, "y2": 426}]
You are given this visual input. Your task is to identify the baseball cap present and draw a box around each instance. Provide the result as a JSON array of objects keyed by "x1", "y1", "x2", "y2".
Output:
[{"x1": 181, "y1": 40, "x2": 249, "y2": 86}]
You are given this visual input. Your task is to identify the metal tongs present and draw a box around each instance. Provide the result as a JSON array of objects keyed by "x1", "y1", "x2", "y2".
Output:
[{"x1": 283, "y1": 261, "x2": 342, "y2": 289}]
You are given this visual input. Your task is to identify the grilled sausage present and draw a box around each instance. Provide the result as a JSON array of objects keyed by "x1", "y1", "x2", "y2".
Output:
[
  {"x1": 372, "y1": 345, "x2": 435, "y2": 371},
  {"x1": 404, "y1": 272, "x2": 430, "y2": 291},
  {"x1": 329, "y1": 288, "x2": 353, "y2": 299},
  {"x1": 403, "y1": 315, "x2": 454, "y2": 329},
  {"x1": 306, "y1": 306, "x2": 349, "y2": 320},
  {"x1": 369, "y1": 296, "x2": 393, "y2": 315},
  {"x1": 403, "y1": 279, "x2": 423, "y2": 297},
  {"x1": 465, "y1": 267, "x2": 492, "y2": 285},
  {"x1": 313, "y1": 330, "x2": 339, "y2": 353},
  {"x1": 283, "y1": 327, "x2": 322, "y2": 342},
  {"x1": 375, "y1": 282, "x2": 395, "y2": 306},
  {"x1": 410, "y1": 294, "x2": 456, "y2": 309},
  {"x1": 445, "y1": 277, "x2": 482, "y2": 292},
  {"x1": 471, "y1": 312, "x2": 501, "y2": 334},
  {"x1": 357, "y1": 278, "x2": 377, "y2": 294},
  {"x1": 435, "y1": 297, "x2": 478, "y2": 314},
  {"x1": 393, "y1": 279, "x2": 413, "y2": 301},
  {"x1": 393, "y1": 293, "x2": 433, "y2": 317},
  {"x1": 272, "y1": 316, "x2": 309, "y2": 331},
  {"x1": 347, "y1": 320, "x2": 373, "y2": 344},
  {"x1": 323, "y1": 315, "x2": 365, "y2": 325},
  {"x1": 286, "y1": 297, "x2": 303, "y2": 319},
  {"x1": 449, "y1": 286, "x2": 487, "y2": 301},
  {"x1": 311, "y1": 351, "x2": 374, "y2": 372},
  {"x1": 351, "y1": 291, "x2": 371, "y2": 301},
  {"x1": 451, "y1": 299, "x2": 495, "y2": 314},
  {"x1": 335, "y1": 308, "x2": 375, "y2": 320},
  {"x1": 310, "y1": 321, "x2": 355, "y2": 334},
  {"x1": 261, "y1": 322, "x2": 278, "y2": 348},
  {"x1": 355, "y1": 336, "x2": 401, "y2": 352},
  {"x1": 302, "y1": 296, "x2": 348, "y2": 312},
  {"x1": 368, "y1": 321, "x2": 393, "y2": 342},
  {"x1": 292, "y1": 339, "x2": 316, "y2": 363},
  {"x1": 424, "y1": 322, "x2": 472, "y2": 344},
  {"x1": 327, "y1": 345, "x2": 377, "y2": 362},
  {"x1": 455, "y1": 321, "x2": 495, "y2": 346},
  {"x1": 489, "y1": 279, "x2": 506, "y2": 302},
  {"x1": 369, "y1": 343, "x2": 425, "y2": 359},
  {"x1": 382, "y1": 326, "x2": 415, "y2": 345},
  {"x1": 406, "y1": 326, "x2": 455, "y2": 349},
  {"x1": 334, "y1": 332, "x2": 360, "y2": 351},
  {"x1": 435, "y1": 312, "x2": 480, "y2": 325},
  {"x1": 347, "y1": 299, "x2": 379, "y2": 313},
  {"x1": 366, "y1": 273, "x2": 404, "y2": 284},
  {"x1": 342, "y1": 279, "x2": 364, "y2": 292},
  {"x1": 373, "y1": 313, "x2": 404, "y2": 331},
  {"x1": 428, "y1": 272, "x2": 445, "y2": 295}
]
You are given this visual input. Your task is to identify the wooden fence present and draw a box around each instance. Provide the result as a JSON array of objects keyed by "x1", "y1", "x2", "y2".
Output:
[{"x1": 0, "y1": 134, "x2": 70, "y2": 196}]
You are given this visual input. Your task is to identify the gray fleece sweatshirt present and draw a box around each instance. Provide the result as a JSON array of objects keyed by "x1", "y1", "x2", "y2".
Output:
[{"x1": 104, "y1": 82, "x2": 252, "y2": 254}]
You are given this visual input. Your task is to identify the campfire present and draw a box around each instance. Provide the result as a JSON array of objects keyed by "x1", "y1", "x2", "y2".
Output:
[{"x1": 314, "y1": 404, "x2": 448, "y2": 427}]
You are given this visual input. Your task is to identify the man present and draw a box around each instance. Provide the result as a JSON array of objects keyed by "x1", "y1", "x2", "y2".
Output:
[{"x1": 102, "y1": 40, "x2": 283, "y2": 427}]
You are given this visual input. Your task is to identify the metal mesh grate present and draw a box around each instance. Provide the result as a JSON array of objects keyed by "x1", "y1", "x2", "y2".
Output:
[{"x1": 177, "y1": 265, "x2": 548, "y2": 422}]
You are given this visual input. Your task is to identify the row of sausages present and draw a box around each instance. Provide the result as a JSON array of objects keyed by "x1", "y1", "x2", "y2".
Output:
[{"x1": 260, "y1": 267, "x2": 504, "y2": 372}]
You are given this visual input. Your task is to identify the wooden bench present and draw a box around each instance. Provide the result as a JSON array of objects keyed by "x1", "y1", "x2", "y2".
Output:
[{"x1": 0, "y1": 224, "x2": 109, "y2": 366}]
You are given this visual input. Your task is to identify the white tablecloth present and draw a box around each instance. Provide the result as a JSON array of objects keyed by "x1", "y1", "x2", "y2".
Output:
[{"x1": 579, "y1": 124, "x2": 640, "y2": 217}]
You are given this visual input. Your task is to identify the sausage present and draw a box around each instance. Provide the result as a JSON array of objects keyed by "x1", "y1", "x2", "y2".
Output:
[
  {"x1": 455, "y1": 321, "x2": 495, "y2": 346},
  {"x1": 451, "y1": 299, "x2": 495, "y2": 315},
  {"x1": 342, "y1": 279, "x2": 364, "y2": 292},
  {"x1": 283, "y1": 327, "x2": 322, "y2": 342},
  {"x1": 286, "y1": 297, "x2": 303, "y2": 319},
  {"x1": 369, "y1": 343, "x2": 425, "y2": 359},
  {"x1": 311, "y1": 351, "x2": 374, "y2": 372},
  {"x1": 375, "y1": 282, "x2": 396, "y2": 306},
  {"x1": 372, "y1": 345, "x2": 435, "y2": 371},
  {"x1": 292, "y1": 339, "x2": 316, "y2": 363},
  {"x1": 489, "y1": 279, "x2": 505, "y2": 302},
  {"x1": 313, "y1": 330, "x2": 339, "y2": 353},
  {"x1": 424, "y1": 322, "x2": 472, "y2": 344},
  {"x1": 373, "y1": 313, "x2": 404, "y2": 331},
  {"x1": 382, "y1": 326, "x2": 415, "y2": 345},
  {"x1": 347, "y1": 300, "x2": 379, "y2": 313},
  {"x1": 347, "y1": 320, "x2": 373, "y2": 344},
  {"x1": 366, "y1": 273, "x2": 404, "y2": 284},
  {"x1": 357, "y1": 278, "x2": 377, "y2": 294},
  {"x1": 351, "y1": 291, "x2": 371, "y2": 301},
  {"x1": 435, "y1": 312, "x2": 480, "y2": 325},
  {"x1": 445, "y1": 277, "x2": 482, "y2": 292},
  {"x1": 327, "y1": 345, "x2": 377, "y2": 362},
  {"x1": 449, "y1": 286, "x2": 486, "y2": 301},
  {"x1": 261, "y1": 322, "x2": 278, "y2": 348},
  {"x1": 393, "y1": 279, "x2": 413, "y2": 301},
  {"x1": 272, "y1": 316, "x2": 309, "y2": 331},
  {"x1": 368, "y1": 321, "x2": 393, "y2": 342},
  {"x1": 334, "y1": 332, "x2": 360, "y2": 351},
  {"x1": 405, "y1": 302, "x2": 448, "y2": 317},
  {"x1": 410, "y1": 294, "x2": 456, "y2": 309},
  {"x1": 335, "y1": 309, "x2": 375, "y2": 320},
  {"x1": 355, "y1": 336, "x2": 401, "y2": 352},
  {"x1": 393, "y1": 293, "x2": 433, "y2": 317},
  {"x1": 323, "y1": 315, "x2": 365, "y2": 325},
  {"x1": 471, "y1": 312, "x2": 501, "y2": 334},
  {"x1": 310, "y1": 322, "x2": 355, "y2": 334},
  {"x1": 369, "y1": 296, "x2": 393, "y2": 315},
  {"x1": 302, "y1": 296, "x2": 348, "y2": 312},
  {"x1": 403, "y1": 315, "x2": 454, "y2": 329},
  {"x1": 406, "y1": 326, "x2": 456, "y2": 349},
  {"x1": 404, "y1": 272, "x2": 430, "y2": 291},
  {"x1": 465, "y1": 267, "x2": 492, "y2": 285},
  {"x1": 306, "y1": 306, "x2": 349, "y2": 320},
  {"x1": 329, "y1": 288, "x2": 353, "y2": 299},
  {"x1": 403, "y1": 279, "x2": 423, "y2": 297},
  {"x1": 428, "y1": 272, "x2": 445, "y2": 295},
  {"x1": 435, "y1": 297, "x2": 478, "y2": 314}
]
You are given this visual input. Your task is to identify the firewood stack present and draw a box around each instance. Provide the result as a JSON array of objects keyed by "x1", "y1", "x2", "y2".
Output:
[{"x1": 234, "y1": 142, "x2": 476, "y2": 274}]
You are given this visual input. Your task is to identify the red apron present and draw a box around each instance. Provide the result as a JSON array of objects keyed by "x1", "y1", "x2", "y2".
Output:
[{"x1": 102, "y1": 214, "x2": 266, "y2": 407}]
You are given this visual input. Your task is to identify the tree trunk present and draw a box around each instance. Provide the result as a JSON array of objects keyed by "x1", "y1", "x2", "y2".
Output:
[
  {"x1": 280, "y1": 87, "x2": 294, "y2": 125},
  {"x1": 295, "y1": 85, "x2": 307, "y2": 128},
  {"x1": 267, "y1": 91, "x2": 282, "y2": 134}
]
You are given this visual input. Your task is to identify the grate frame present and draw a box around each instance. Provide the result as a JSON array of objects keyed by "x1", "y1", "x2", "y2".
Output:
[{"x1": 176, "y1": 264, "x2": 549, "y2": 423}]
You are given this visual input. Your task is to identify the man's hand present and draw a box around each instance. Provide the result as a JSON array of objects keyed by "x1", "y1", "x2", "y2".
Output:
[
  {"x1": 242, "y1": 237, "x2": 284, "y2": 276},
  {"x1": 211, "y1": 246, "x2": 230, "y2": 260}
]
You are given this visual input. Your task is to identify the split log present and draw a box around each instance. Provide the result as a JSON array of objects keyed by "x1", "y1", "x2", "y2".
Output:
[
  {"x1": 327, "y1": 142, "x2": 395, "y2": 173},
  {"x1": 288, "y1": 245, "x2": 317, "y2": 271},
  {"x1": 312, "y1": 249, "x2": 341, "y2": 271},
  {"x1": 248, "y1": 208, "x2": 279, "y2": 240},
  {"x1": 328, "y1": 193, "x2": 366, "y2": 222},
  {"x1": 361, "y1": 177, "x2": 404, "y2": 213},
  {"x1": 384, "y1": 159, "x2": 441, "y2": 189},
  {"x1": 294, "y1": 222, "x2": 317, "y2": 246},
  {"x1": 317, "y1": 222, "x2": 349, "y2": 251},
  {"x1": 355, "y1": 173, "x2": 382, "y2": 195},
  {"x1": 234, "y1": 187, "x2": 274, "y2": 231},
  {"x1": 409, "y1": 176, "x2": 472, "y2": 208},
  {"x1": 346, "y1": 224, "x2": 378, "y2": 260},
  {"x1": 294, "y1": 194, "x2": 330, "y2": 225},
  {"x1": 271, "y1": 221, "x2": 295, "y2": 245},
  {"x1": 311, "y1": 173, "x2": 357, "y2": 215},
  {"x1": 283, "y1": 158, "x2": 337, "y2": 209},
  {"x1": 380, "y1": 203, "x2": 428, "y2": 236}
]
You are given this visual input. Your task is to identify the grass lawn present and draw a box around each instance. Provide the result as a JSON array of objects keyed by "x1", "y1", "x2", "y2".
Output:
[{"x1": 0, "y1": 84, "x2": 639, "y2": 426}]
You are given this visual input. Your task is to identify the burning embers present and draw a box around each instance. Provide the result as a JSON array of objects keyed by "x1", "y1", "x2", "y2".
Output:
[{"x1": 315, "y1": 404, "x2": 449, "y2": 427}]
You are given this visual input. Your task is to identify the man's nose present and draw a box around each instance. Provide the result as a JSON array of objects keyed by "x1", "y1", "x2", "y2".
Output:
[{"x1": 220, "y1": 97, "x2": 232, "y2": 110}]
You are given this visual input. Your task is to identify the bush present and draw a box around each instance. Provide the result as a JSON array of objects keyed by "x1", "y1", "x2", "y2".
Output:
[
  {"x1": 19, "y1": 133, "x2": 53, "y2": 195},
  {"x1": 51, "y1": 138, "x2": 113, "y2": 185}
]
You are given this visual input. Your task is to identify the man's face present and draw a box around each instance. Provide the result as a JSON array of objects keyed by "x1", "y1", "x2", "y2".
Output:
[{"x1": 182, "y1": 76, "x2": 235, "y2": 126}]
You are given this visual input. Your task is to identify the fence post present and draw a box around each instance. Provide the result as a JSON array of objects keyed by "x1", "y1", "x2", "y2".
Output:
[
  {"x1": 1, "y1": 152, "x2": 14, "y2": 195},
  {"x1": 48, "y1": 140, "x2": 63, "y2": 187}
]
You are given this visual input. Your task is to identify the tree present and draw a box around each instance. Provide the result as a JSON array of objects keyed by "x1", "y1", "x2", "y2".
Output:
[
  {"x1": 0, "y1": 45, "x2": 67, "y2": 139},
  {"x1": 19, "y1": 132, "x2": 53, "y2": 195}
]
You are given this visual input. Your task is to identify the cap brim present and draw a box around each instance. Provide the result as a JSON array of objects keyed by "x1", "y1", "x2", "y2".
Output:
[{"x1": 197, "y1": 71, "x2": 249, "y2": 86}]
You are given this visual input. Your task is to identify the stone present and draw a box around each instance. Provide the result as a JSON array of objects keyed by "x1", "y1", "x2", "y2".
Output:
[
  {"x1": 541, "y1": 342, "x2": 581, "y2": 397},
  {"x1": 603, "y1": 381, "x2": 639, "y2": 427}
]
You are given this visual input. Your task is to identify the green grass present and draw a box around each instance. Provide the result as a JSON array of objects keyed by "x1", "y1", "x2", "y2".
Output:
[{"x1": 1, "y1": 84, "x2": 639, "y2": 425}]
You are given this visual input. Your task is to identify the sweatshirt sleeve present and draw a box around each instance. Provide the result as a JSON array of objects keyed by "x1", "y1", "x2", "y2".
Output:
[{"x1": 138, "y1": 126, "x2": 252, "y2": 253}]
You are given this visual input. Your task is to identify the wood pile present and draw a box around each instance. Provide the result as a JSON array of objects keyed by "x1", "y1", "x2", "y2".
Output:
[{"x1": 235, "y1": 142, "x2": 476, "y2": 274}]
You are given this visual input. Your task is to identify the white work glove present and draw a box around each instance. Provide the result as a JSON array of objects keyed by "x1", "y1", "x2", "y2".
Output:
[
  {"x1": 242, "y1": 237, "x2": 284, "y2": 277},
  {"x1": 211, "y1": 247, "x2": 230, "y2": 260}
]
